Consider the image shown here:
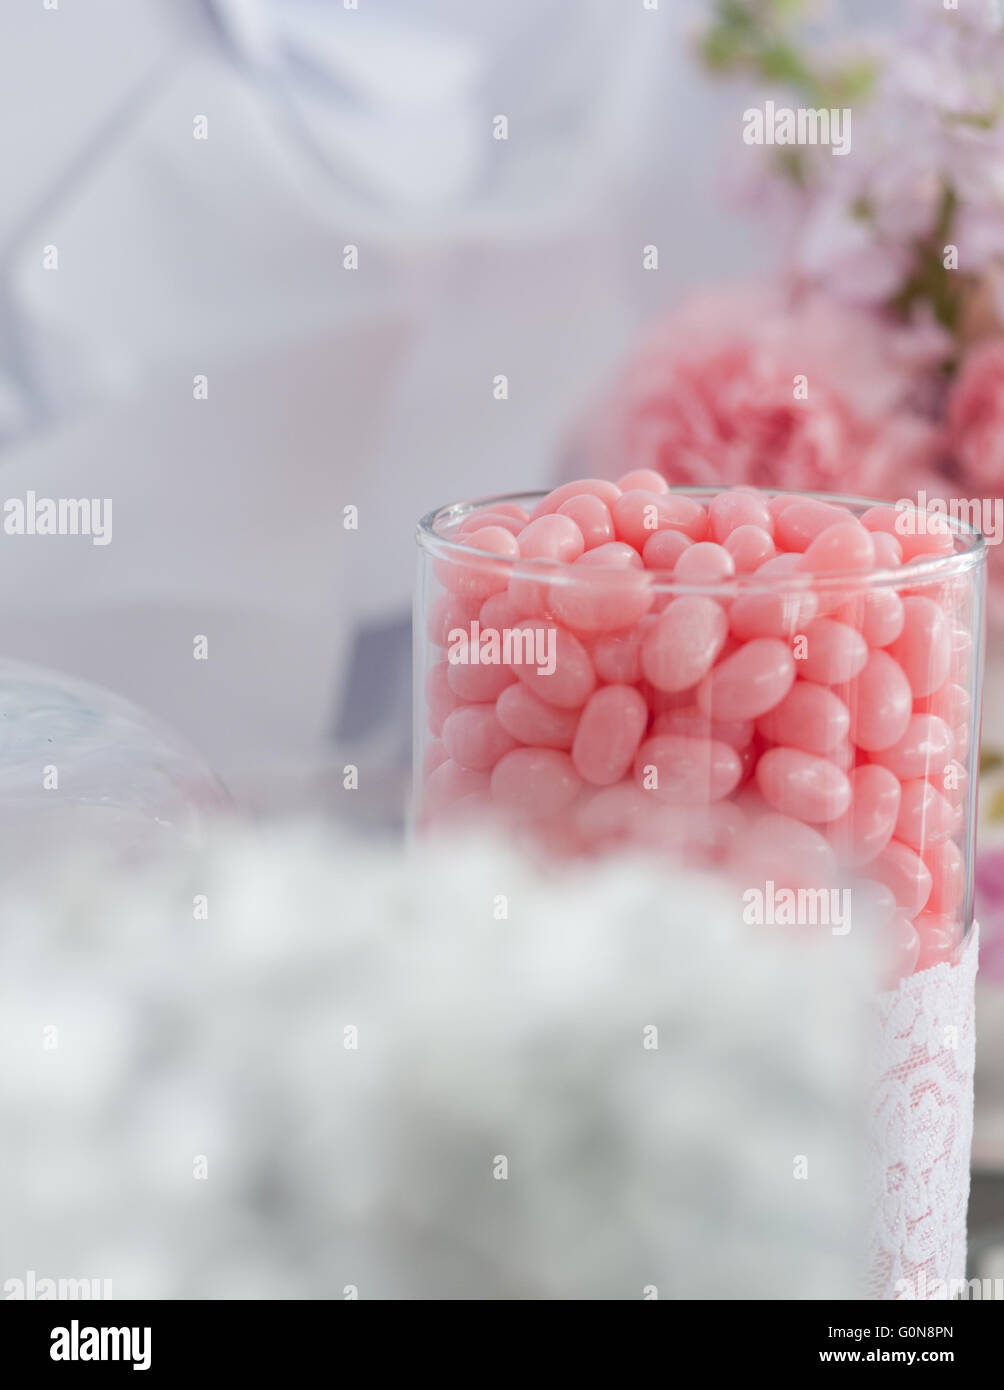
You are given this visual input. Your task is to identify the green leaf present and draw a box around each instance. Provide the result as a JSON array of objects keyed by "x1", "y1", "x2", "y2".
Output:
[{"x1": 758, "y1": 41, "x2": 818, "y2": 93}]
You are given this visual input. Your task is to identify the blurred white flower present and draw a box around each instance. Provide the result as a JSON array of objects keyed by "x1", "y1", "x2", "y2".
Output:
[
  {"x1": 796, "y1": 4, "x2": 1004, "y2": 307},
  {"x1": 0, "y1": 823, "x2": 870, "y2": 1299}
]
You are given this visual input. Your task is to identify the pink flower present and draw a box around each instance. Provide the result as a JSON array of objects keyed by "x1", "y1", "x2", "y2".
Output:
[
  {"x1": 585, "y1": 283, "x2": 943, "y2": 502},
  {"x1": 947, "y1": 339, "x2": 1004, "y2": 492},
  {"x1": 945, "y1": 339, "x2": 1004, "y2": 629}
]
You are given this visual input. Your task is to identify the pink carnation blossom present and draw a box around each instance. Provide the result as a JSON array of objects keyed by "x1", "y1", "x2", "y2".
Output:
[
  {"x1": 948, "y1": 339, "x2": 1004, "y2": 492},
  {"x1": 946, "y1": 339, "x2": 1004, "y2": 630},
  {"x1": 585, "y1": 283, "x2": 944, "y2": 502}
]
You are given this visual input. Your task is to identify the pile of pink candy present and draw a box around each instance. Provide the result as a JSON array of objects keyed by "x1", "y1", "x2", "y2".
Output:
[{"x1": 420, "y1": 474, "x2": 978, "y2": 979}]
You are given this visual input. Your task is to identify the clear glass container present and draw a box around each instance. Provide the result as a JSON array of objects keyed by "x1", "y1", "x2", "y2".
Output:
[
  {"x1": 0, "y1": 659, "x2": 228, "y2": 867},
  {"x1": 415, "y1": 488, "x2": 986, "y2": 979}
]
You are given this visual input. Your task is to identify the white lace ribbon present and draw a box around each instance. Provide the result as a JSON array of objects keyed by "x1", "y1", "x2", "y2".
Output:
[{"x1": 865, "y1": 925, "x2": 978, "y2": 1299}]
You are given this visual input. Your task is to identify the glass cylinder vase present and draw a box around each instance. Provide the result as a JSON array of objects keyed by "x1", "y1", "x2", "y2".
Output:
[{"x1": 414, "y1": 486, "x2": 986, "y2": 982}]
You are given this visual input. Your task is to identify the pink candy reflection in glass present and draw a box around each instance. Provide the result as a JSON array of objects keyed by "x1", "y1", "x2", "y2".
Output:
[{"x1": 415, "y1": 483, "x2": 986, "y2": 983}]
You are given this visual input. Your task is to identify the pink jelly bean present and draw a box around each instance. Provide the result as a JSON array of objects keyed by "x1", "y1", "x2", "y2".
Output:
[
  {"x1": 663, "y1": 494, "x2": 709, "y2": 541},
  {"x1": 898, "y1": 513, "x2": 957, "y2": 561},
  {"x1": 446, "y1": 651, "x2": 516, "y2": 703},
  {"x1": 901, "y1": 576, "x2": 964, "y2": 628},
  {"x1": 882, "y1": 912, "x2": 921, "y2": 986},
  {"x1": 871, "y1": 713, "x2": 954, "y2": 780},
  {"x1": 755, "y1": 747, "x2": 852, "y2": 823},
  {"x1": 827, "y1": 764, "x2": 901, "y2": 865},
  {"x1": 752, "y1": 549, "x2": 812, "y2": 579},
  {"x1": 426, "y1": 661, "x2": 463, "y2": 734},
  {"x1": 631, "y1": 801, "x2": 743, "y2": 863},
  {"x1": 859, "y1": 505, "x2": 900, "y2": 534},
  {"x1": 696, "y1": 638, "x2": 795, "y2": 720},
  {"x1": 517, "y1": 514, "x2": 584, "y2": 563},
  {"x1": 495, "y1": 682, "x2": 580, "y2": 749},
  {"x1": 641, "y1": 596, "x2": 728, "y2": 693},
  {"x1": 832, "y1": 588, "x2": 905, "y2": 648},
  {"x1": 462, "y1": 524, "x2": 520, "y2": 558},
  {"x1": 612, "y1": 490, "x2": 707, "y2": 548},
  {"x1": 490, "y1": 748, "x2": 582, "y2": 817},
  {"x1": 739, "y1": 811, "x2": 837, "y2": 891},
  {"x1": 709, "y1": 489, "x2": 773, "y2": 542},
  {"x1": 424, "y1": 759, "x2": 491, "y2": 813},
  {"x1": 737, "y1": 739, "x2": 759, "y2": 786},
  {"x1": 528, "y1": 479, "x2": 621, "y2": 519},
  {"x1": 871, "y1": 531, "x2": 903, "y2": 567},
  {"x1": 756, "y1": 682, "x2": 850, "y2": 753},
  {"x1": 549, "y1": 550, "x2": 654, "y2": 633},
  {"x1": 886, "y1": 596, "x2": 951, "y2": 697},
  {"x1": 574, "y1": 782, "x2": 651, "y2": 846},
  {"x1": 642, "y1": 530, "x2": 693, "y2": 571},
  {"x1": 441, "y1": 704, "x2": 518, "y2": 771},
  {"x1": 427, "y1": 591, "x2": 480, "y2": 646},
  {"x1": 857, "y1": 878, "x2": 898, "y2": 927},
  {"x1": 435, "y1": 525, "x2": 519, "y2": 600},
  {"x1": 862, "y1": 591, "x2": 907, "y2": 649},
  {"x1": 923, "y1": 839, "x2": 965, "y2": 915},
  {"x1": 859, "y1": 505, "x2": 903, "y2": 536},
  {"x1": 456, "y1": 511, "x2": 525, "y2": 538},
  {"x1": 674, "y1": 542, "x2": 736, "y2": 586},
  {"x1": 810, "y1": 582, "x2": 861, "y2": 621},
  {"x1": 861, "y1": 503, "x2": 955, "y2": 561},
  {"x1": 643, "y1": 682, "x2": 699, "y2": 718},
  {"x1": 506, "y1": 559, "x2": 559, "y2": 618},
  {"x1": 915, "y1": 680, "x2": 971, "y2": 727},
  {"x1": 617, "y1": 468, "x2": 670, "y2": 493},
  {"x1": 872, "y1": 839, "x2": 933, "y2": 916},
  {"x1": 845, "y1": 650, "x2": 913, "y2": 751},
  {"x1": 572, "y1": 685, "x2": 649, "y2": 786},
  {"x1": 934, "y1": 759, "x2": 968, "y2": 807},
  {"x1": 700, "y1": 800, "x2": 749, "y2": 860},
  {"x1": 724, "y1": 525, "x2": 776, "y2": 573},
  {"x1": 728, "y1": 555, "x2": 818, "y2": 640},
  {"x1": 591, "y1": 626, "x2": 644, "y2": 684},
  {"x1": 422, "y1": 739, "x2": 449, "y2": 776},
  {"x1": 589, "y1": 540, "x2": 644, "y2": 569},
  {"x1": 894, "y1": 779, "x2": 955, "y2": 850},
  {"x1": 633, "y1": 734, "x2": 742, "y2": 803},
  {"x1": 800, "y1": 520, "x2": 876, "y2": 574},
  {"x1": 510, "y1": 621, "x2": 596, "y2": 708},
  {"x1": 796, "y1": 618, "x2": 868, "y2": 685},
  {"x1": 831, "y1": 739, "x2": 857, "y2": 773},
  {"x1": 774, "y1": 500, "x2": 852, "y2": 552},
  {"x1": 484, "y1": 501, "x2": 530, "y2": 523},
  {"x1": 654, "y1": 705, "x2": 754, "y2": 751},
  {"x1": 914, "y1": 912, "x2": 961, "y2": 970},
  {"x1": 426, "y1": 788, "x2": 495, "y2": 829},
  {"x1": 479, "y1": 589, "x2": 529, "y2": 630},
  {"x1": 556, "y1": 494, "x2": 615, "y2": 550}
]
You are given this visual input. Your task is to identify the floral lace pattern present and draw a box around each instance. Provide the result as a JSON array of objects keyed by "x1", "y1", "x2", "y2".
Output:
[{"x1": 866, "y1": 927, "x2": 978, "y2": 1300}]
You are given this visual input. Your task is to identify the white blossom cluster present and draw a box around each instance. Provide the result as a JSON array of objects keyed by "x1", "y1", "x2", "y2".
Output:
[{"x1": 0, "y1": 825, "x2": 870, "y2": 1299}]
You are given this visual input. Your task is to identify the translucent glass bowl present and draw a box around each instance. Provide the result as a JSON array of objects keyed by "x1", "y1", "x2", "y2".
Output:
[{"x1": 0, "y1": 660, "x2": 227, "y2": 867}]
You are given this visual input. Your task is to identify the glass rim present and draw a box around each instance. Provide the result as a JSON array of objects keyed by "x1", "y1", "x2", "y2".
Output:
[{"x1": 416, "y1": 486, "x2": 988, "y2": 594}]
